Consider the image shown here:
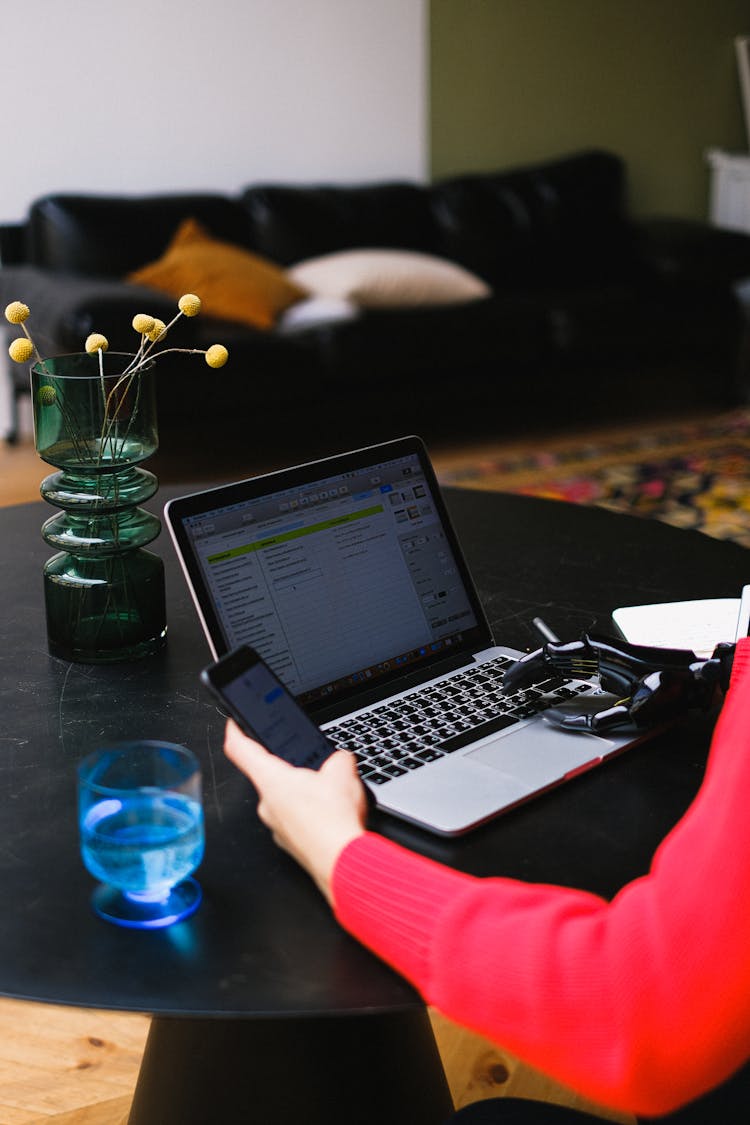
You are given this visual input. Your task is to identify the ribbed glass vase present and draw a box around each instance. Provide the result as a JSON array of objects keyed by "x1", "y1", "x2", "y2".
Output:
[{"x1": 32, "y1": 353, "x2": 167, "y2": 663}]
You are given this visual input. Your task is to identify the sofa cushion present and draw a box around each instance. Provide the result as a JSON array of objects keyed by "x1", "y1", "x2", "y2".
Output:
[
  {"x1": 128, "y1": 218, "x2": 307, "y2": 329},
  {"x1": 28, "y1": 193, "x2": 255, "y2": 277},
  {"x1": 430, "y1": 150, "x2": 633, "y2": 286},
  {"x1": 242, "y1": 182, "x2": 439, "y2": 266},
  {"x1": 287, "y1": 249, "x2": 491, "y2": 308},
  {"x1": 311, "y1": 296, "x2": 537, "y2": 385}
]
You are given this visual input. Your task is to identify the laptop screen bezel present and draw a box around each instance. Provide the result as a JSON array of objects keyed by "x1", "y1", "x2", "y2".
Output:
[{"x1": 164, "y1": 435, "x2": 495, "y2": 715}]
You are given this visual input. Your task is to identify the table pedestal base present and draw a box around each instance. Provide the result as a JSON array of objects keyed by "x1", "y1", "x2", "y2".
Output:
[{"x1": 128, "y1": 1009, "x2": 453, "y2": 1124}]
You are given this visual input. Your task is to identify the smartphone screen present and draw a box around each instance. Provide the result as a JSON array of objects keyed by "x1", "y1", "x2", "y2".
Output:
[{"x1": 202, "y1": 646, "x2": 336, "y2": 770}]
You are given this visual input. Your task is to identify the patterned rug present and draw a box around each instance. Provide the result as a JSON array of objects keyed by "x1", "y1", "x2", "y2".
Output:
[{"x1": 435, "y1": 408, "x2": 750, "y2": 549}]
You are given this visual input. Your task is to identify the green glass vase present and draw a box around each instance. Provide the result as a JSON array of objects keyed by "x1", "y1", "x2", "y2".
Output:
[{"x1": 32, "y1": 353, "x2": 167, "y2": 663}]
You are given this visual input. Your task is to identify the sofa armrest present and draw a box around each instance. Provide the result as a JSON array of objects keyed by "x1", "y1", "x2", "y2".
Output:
[
  {"x1": 0, "y1": 265, "x2": 202, "y2": 353},
  {"x1": 0, "y1": 222, "x2": 27, "y2": 266},
  {"x1": 633, "y1": 218, "x2": 750, "y2": 285}
]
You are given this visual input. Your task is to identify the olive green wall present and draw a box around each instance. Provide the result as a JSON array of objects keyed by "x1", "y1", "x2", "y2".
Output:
[{"x1": 430, "y1": 0, "x2": 749, "y2": 218}]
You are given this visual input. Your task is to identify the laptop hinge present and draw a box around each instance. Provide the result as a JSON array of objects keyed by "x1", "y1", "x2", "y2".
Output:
[{"x1": 312, "y1": 651, "x2": 475, "y2": 725}]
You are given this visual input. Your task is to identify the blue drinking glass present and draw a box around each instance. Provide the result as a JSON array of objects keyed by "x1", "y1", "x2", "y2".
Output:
[{"x1": 77, "y1": 741, "x2": 205, "y2": 929}]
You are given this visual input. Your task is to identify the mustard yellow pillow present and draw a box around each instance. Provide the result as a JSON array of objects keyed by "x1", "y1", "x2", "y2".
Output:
[{"x1": 128, "y1": 218, "x2": 307, "y2": 330}]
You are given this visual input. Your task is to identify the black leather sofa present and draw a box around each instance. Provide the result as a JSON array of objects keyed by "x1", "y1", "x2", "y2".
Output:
[{"x1": 4, "y1": 150, "x2": 750, "y2": 472}]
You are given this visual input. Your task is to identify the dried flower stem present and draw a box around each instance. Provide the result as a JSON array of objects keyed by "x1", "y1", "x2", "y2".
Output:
[{"x1": 20, "y1": 321, "x2": 47, "y2": 371}]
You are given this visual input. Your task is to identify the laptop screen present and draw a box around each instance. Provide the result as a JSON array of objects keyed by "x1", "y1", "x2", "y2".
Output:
[{"x1": 167, "y1": 439, "x2": 489, "y2": 711}]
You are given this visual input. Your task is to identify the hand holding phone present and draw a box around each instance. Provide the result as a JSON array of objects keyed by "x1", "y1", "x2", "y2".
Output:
[{"x1": 201, "y1": 645, "x2": 336, "y2": 771}]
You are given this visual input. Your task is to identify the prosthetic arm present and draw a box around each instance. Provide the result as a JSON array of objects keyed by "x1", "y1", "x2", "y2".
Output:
[{"x1": 503, "y1": 633, "x2": 735, "y2": 734}]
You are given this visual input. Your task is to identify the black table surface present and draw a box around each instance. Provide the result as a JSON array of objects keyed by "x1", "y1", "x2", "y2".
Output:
[{"x1": 2, "y1": 485, "x2": 749, "y2": 1019}]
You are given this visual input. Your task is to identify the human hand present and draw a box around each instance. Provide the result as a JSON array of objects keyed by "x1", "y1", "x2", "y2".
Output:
[{"x1": 223, "y1": 719, "x2": 368, "y2": 903}]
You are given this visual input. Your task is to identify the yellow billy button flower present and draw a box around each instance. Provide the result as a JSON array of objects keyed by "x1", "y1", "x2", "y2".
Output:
[
  {"x1": 5, "y1": 300, "x2": 30, "y2": 324},
  {"x1": 8, "y1": 337, "x2": 34, "y2": 363},
  {"x1": 85, "y1": 333, "x2": 109, "y2": 354},
  {"x1": 205, "y1": 344, "x2": 229, "y2": 369},
  {"x1": 37, "y1": 384, "x2": 57, "y2": 406},
  {"x1": 147, "y1": 318, "x2": 167, "y2": 342},
  {"x1": 132, "y1": 313, "x2": 156, "y2": 335},
  {"x1": 178, "y1": 293, "x2": 201, "y2": 317}
]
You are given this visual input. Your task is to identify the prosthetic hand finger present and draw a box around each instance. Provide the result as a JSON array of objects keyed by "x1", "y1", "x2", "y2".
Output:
[{"x1": 542, "y1": 699, "x2": 633, "y2": 734}]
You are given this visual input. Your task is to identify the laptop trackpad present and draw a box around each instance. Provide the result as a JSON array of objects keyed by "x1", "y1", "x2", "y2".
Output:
[{"x1": 467, "y1": 723, "x2": 616, "y2": 785}]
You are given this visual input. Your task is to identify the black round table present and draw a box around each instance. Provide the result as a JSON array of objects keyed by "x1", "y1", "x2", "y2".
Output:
[{"x1": 2, "y1": 486, "x2": 749, "y2": 1123}]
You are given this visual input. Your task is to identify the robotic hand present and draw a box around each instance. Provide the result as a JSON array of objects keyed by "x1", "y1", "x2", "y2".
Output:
[{"x1": 503, "y1": 632, "x2": 735, "y2": 734}]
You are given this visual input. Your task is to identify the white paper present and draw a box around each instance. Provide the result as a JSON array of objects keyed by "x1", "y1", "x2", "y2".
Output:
[{"x1": 612, "y1": 599, "x2": 741, "y2": 658}]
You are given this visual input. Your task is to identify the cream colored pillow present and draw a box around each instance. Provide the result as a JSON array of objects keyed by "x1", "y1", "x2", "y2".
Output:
[
  {"x1": 278, "y1": 295, "x2": 360, "y2": 333},
  {"x1": 287, "y1": 249, "x2": 491, "y2": 308}
]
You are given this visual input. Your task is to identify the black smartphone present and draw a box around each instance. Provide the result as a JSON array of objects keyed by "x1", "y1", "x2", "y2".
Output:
[{"x1": 201, "y1": 644, "x2": 336, "y2": 770}]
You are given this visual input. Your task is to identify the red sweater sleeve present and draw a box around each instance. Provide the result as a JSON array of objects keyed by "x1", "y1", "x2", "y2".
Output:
[{"x1": 332, "y1": 638, "x2": 750, "y2": 1117}]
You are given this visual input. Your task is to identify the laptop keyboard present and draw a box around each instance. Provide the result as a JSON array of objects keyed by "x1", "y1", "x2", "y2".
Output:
[{"x1": 325, "y1": 655, "x2": 591, "y2": 787}]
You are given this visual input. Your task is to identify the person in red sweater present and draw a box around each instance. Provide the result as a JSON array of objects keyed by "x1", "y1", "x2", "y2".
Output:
[{"x1": 223, "y1": 637, "x2": 750, "y2": 1123}]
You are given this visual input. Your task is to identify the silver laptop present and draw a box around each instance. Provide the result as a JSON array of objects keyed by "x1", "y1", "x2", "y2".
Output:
[{"x1": 165, "y1": 436, "x2": 647, "y2": 836}]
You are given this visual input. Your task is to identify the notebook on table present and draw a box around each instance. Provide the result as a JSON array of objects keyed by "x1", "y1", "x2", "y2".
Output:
[{"x1": 165, "y1": 436, "x2": 649, "y2": 836}]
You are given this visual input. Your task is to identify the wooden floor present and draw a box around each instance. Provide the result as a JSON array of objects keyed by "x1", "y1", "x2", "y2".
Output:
[
  {"x1": 0, "y1": 435, "x2": 40, "y2": 507},
  {"x1": 0, "y1": 998, "x2": 632, "y2": 1125},
  {"x1": 0, "y1": 433, "x2": 634, "y2": 1125}
]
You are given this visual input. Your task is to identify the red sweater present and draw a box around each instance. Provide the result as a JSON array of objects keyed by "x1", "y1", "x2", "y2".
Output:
[{"x1": 332, "y1": 637, "x2": 750, "y2": 1118}]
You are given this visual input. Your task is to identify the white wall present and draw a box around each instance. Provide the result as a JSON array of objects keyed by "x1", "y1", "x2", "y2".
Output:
[{"x1": 0, "y1": 0, "x2": 426, "y2": 222}]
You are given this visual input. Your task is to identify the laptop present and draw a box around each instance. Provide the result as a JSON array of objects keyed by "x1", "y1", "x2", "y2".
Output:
[{"x1": 165, "y1": 436, "x2": 648, "y2": 836}]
